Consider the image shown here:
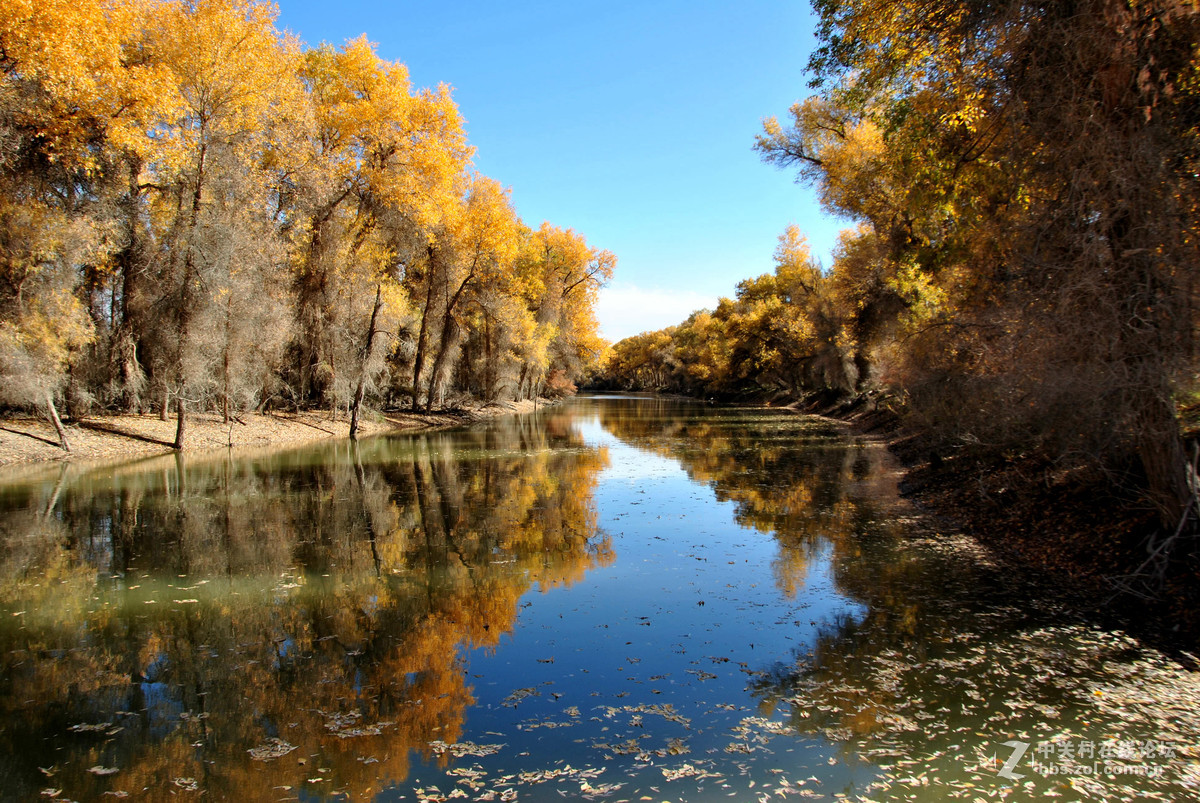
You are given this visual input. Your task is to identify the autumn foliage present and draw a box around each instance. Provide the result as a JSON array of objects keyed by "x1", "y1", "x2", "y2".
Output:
[
  {"x1": 600, "y1": 1, "x2": 1200, "y2": 557},
  {"x1": 0, "y1": 0, "x2": 613, "y2": 447}
]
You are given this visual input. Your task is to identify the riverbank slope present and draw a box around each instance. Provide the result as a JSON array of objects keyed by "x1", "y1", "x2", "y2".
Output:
[
  {"x1": 777, "y1": 390, "x2": 1200, "y2": 653},
  {"x1": 0, "y1": 399, "x2": 548, "y2": 468}
]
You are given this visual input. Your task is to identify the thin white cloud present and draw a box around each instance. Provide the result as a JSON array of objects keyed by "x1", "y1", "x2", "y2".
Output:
[{"x1": 596, "y1": 283, "x2": 718, "y2": 344}]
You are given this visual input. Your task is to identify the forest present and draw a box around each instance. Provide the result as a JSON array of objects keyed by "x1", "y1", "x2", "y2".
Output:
[
  {"x1": 598, "y1": 0, "x2": 1200, "y2": 610},
  {"x1": 0, "y1": 0, "x2": 613, "y2": 450}
]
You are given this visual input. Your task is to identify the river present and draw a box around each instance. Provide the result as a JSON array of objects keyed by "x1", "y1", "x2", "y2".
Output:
[{"x1": 0, "y1": 395, "x2": 1195, "y2": 801}]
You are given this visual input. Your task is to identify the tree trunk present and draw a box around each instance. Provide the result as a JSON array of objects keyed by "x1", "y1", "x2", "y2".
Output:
[
  {"x1": 114, "y1": 155, "x2": 147, "y2": 411},
  {"x1": 483, "y1": 314, "x2": 496, "y2": 401},
  {"x1": 411, "y1": 246, "x2": 437, "y2": 412},
  {"x1": 173, "y1": 396, "x2": 187, "y2": 450},
  {"x1": 1135, "y1": 390, "x2": 1193, "y2": 532},
  {"x1": 222, "y1": 292, "x2": 233, "y2": 425},
  {"x1": 328, "y1": 348, "x2": 337, "y2": 421},
  {"x1": 350, "y1": 284, "x2": 384, "y2": 440},
  {"x1": 44, "y1": 391, "x2": 70, "y2": 453},
  {"x1": 426, "y1": 265, "x2": 476, "y2": 411},
  {"x1": 295, "y1": 197, "x2": 348, "y2": 405},
  {"x1": 457, "y1": 332, "x2": 473, "y2": 396},
  {"x1": 516, "y1": 364, "x2": 529, "y2": 401},
  {"x1": 853, "y1": 350, "x2": 872, "y2": 392},
  {"x1": 426, "y1": 315, "x2": 461, "y2": 411},
  {"x1": 172, "y1": 139, "x2": 204, "y2": 447}
]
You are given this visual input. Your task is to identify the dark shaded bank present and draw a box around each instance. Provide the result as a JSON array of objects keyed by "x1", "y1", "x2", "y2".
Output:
[
  {"x1": 796, "y1": 390, "x2": 1200, "y2": 657},
  {"x1": 588, "y1": 387, "x2": 1200, "y2": 655}
]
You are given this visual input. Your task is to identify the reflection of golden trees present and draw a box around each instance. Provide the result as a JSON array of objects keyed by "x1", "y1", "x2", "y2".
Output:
[
  {"x1": 597, "y1": 398, "x2": 937, "y2": 742},
  {"x1": 0, "y1": 414, "x2": 609, "y2": 801},
  {"x1": 598, "y1": 399, "x2": 901, "y2": 599},
  {"x1": 595, "y1": 401, "x2": 1108, "y2": 776}
]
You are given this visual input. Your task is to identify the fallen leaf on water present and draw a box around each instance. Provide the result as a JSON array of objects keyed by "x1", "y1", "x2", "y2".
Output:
[
  {"x1": 69, "y1": 722, "x2": 113, "y2": 733},
  {"x1": 428, "y1": 740, "x2": 505, "y2": 758},
  {"x1": 248, "y1": 738, "x2": 297, "y2": 761}
]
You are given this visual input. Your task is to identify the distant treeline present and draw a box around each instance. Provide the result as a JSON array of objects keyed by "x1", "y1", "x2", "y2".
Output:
[
  {"x1": 0, "y1": 0, "x2": 613, "y2": 448},
  {"x1": 599, "y1": 0, "x2": 1200, "y2": 537}
]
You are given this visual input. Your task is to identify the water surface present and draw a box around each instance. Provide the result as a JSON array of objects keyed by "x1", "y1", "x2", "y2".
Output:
[{"x1": 0, "y1": 396, "x2": 1195, "y2": 801}]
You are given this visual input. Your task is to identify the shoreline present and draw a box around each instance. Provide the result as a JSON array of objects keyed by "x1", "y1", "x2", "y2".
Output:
[
  {"x1": 0, "y1": 399, "x2": 550, "y2": 473},
  {"x1": 778, "y1": 391, "x2": 1200, "y2": 655},
  {"x1": 595, "y1": 387, "x2": 1200, "y2": 653}
]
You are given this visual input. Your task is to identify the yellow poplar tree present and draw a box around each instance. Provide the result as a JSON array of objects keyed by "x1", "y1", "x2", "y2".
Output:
[
  {"x1": 295, "y1": 36, "x2": 471, "y2": 423},
  {"x1": 422, "y1": 175, "x2": 520, "y2": 410},
  {"x1": 139, "y1": 0, "x2": 306, "y2": 448},
  {"x1": 0, "y1": 0, "x2": 172, "y2": 445}
]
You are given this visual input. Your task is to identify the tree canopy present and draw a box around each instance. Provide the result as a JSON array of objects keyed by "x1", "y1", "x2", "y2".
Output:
[
  {"x1": 0, "y1": 0, "x2": 613, "y2": 446},
  {"x1": 601, "y1": 0, "x2": 1200, "y2": 539}
]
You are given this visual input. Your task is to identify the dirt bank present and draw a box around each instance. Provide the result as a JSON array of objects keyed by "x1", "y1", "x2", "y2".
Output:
[{"x1": 0, "y1": 399, "x2": 549, "y2": 469}]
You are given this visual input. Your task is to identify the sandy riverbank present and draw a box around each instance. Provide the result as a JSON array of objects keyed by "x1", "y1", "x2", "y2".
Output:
[{"x1": 0, "y1": 399, "x2": 549, "y2": 469}]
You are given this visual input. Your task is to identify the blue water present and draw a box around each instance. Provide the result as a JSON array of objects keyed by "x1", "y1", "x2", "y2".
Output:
[{"x1": 0, "y1": 395, "x2": 1194, "y2": 802}]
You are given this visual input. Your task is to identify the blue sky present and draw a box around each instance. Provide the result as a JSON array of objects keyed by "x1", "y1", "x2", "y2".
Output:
[{"x1": 273, "y1": 0, "x2": 848, "y2": 342}]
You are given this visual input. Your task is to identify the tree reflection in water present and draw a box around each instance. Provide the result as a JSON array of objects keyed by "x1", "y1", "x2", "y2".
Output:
[
  {"x1": 0, "y1": 411, "x2": 610, "y2": 801},
  {"x1": 597, "y1": 397, "x2": 1198, "y2": 801},
  {"x1": 2, "y1": 399, "x2": 1195, "y2": 801}
]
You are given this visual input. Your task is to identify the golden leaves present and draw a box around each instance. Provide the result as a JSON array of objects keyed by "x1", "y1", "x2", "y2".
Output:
[
  {"x1": 0, "y1": 199, "x2": 95, "y2": 402},
  {"x1": 145, "y1": 0, "x2": 306, "y2": 178},
  {"x1": 0, "y1": 0, "x2": 126, "y2": 168},
  {"x1": 1, "y1": 0, "x2": 613, "y2": 419},
  {"x1": 302, "y1": 34, "x2": 472, "y2": 229}
]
